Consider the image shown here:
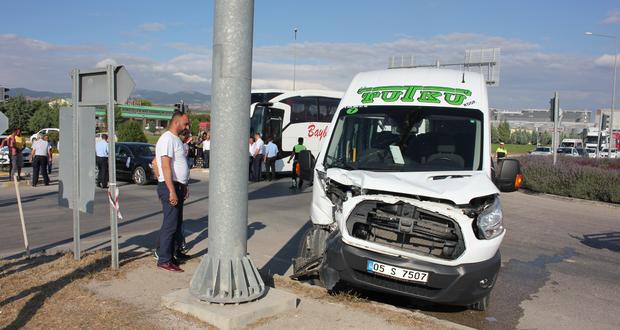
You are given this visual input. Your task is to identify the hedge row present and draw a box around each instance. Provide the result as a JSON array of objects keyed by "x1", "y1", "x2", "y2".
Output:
[{"x1": 519, "y1": 155, "x2": 620, "y2": 204}]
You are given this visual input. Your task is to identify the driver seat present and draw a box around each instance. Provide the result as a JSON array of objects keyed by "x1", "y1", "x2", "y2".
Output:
[{"x1": 427, "y1": 145, "x2": 465, "y2": 168}]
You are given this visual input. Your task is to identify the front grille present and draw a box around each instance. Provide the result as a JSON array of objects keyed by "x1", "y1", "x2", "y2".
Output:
[
  {"x1": 346, "y1": 201, "x2": 465, "y2": 260},
  {"x1": 352, "y1": 270, "x2": 440, "y2": 298}
]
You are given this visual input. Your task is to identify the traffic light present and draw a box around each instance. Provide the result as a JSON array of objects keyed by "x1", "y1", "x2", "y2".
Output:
[
  {"x1": 549, "y1": 92, "x2": 561, "y2": 122},
  {"x1": 174, "y1": 103, "x2": 183, "y2": 112},
  {"x1": 0, "y1": 86, "x2": 9, "y2": 102}
]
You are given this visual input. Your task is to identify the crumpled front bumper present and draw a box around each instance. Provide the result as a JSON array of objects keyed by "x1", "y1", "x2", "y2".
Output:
[{"x1": 320, "y1": 232, "x2": 501, "y2": 306}]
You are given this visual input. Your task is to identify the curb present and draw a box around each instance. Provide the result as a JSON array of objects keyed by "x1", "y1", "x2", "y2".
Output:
[{"x1": 516, "y1": 189, "x2": 620, "y2": 209}]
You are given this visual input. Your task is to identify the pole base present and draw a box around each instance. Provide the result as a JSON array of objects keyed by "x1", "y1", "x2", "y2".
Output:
[{"x1": 190, "y1": 253, "x2": 265, "y2": 304}]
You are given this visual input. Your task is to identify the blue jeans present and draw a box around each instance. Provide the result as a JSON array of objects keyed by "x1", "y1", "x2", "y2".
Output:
[{"x1": 156, "y1": 182, "x2": 186, "y2": 264}]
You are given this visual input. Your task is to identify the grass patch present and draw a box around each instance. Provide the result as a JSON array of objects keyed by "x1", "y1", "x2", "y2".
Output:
[
  {"x1": 145, "y1": 134, "x2": 160, "y2": 144},
  {"x1": 0, "y1": 251, "x2": 156, "y2": 329},
  {"x1": 520, "y1": 155, "x2": 620, "y2": 203},
  {"x1": 491, "y1": 143, "x2": 535, "y2": 155}
]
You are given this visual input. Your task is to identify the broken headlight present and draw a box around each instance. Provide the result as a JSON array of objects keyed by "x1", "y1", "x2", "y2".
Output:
[{"x1": 476, "y1": 197, "x2": 504, "y2": 239}]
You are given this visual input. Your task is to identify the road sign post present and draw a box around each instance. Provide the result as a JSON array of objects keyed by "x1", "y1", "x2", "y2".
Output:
[
  {"x1": 59, "y1": 65, "x2": 134, "y2": 267},
  {"x1": 551, "y1": 92, "x2": 560, "y2": 165},
  {"x1": 190, "y1": 0, "x2": 265, "y2": 303},
  {"x1": 72, "y1": 69, "x2": 81, "y2": 260},
  {"x1": 106, "y1": 64, "x2": 120, "y2": 269}
]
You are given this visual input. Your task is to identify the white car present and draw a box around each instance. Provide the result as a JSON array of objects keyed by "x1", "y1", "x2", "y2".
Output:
[
  {"x1": 292, "y1": 68, "x2": 522, "y2": 311},
  {"x1": 600, "y1": 148, "x2": 618, "y2": 159},
  {"x1": 530, "y1": 146, "x2": 553, "y2": 156},
  {"x1": 0, "y1": 146, "x2": 32, "y2": 168},
  {"x1": 30, "y1": 128, "x2": 59, "y2": 142}
]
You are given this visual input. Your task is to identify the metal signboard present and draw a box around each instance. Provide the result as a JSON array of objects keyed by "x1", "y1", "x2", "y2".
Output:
[
  {"x1": 78, "y1": 66, "x2": 135, "y2": 106},
  {"x1": 0, "y1": 112, "x2": 8, "y2": 135},
  {"x1": 57, "y1": 106, "x2": 96, "y2": 214}
]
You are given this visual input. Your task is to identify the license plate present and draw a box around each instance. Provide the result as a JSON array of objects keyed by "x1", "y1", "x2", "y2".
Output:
[{"x1": 366, "y1": 260, "x2": 429, "y2": 284}]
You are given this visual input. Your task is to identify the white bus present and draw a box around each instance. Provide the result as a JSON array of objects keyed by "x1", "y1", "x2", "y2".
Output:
[{"x1": 250, "y1": 89, "x2": 343, "y2": 172}]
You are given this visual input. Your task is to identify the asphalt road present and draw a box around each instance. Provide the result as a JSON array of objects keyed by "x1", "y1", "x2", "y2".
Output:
[{"x1": 1, "y1": 169, "x2": 619, "y2": 329}]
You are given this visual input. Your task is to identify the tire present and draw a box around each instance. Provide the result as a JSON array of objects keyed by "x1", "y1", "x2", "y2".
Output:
[
  {"x1": 132, "y1": 166, "x2": 147, "y2": 185},
  {"x1": 469, "y1": 294, "x2": 490, "y2": 311},
  {"x1": 292, "y1": 225, "x2": 330, "y2": 284}
]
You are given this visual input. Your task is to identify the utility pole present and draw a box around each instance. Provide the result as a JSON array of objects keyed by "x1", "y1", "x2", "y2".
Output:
[{"x1": 190, "y1": 0, "x2": 265, "y2": 304}]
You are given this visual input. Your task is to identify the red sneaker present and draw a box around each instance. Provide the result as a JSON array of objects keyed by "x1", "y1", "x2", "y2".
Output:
[{"x1": 157, "y1": 262, "x2": 184, "y2": 272}]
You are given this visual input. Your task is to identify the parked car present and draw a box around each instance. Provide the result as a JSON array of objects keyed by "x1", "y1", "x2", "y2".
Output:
[
  {"x1": 600, "y1": 148, "x2": 618, "y2": 159},
  {"x1": 585, "y1": 148, "x2": 597, "y2": 158},
  {"x1": 556, "y1": 147, "x2": 581, "y2": 157},
  {"x1": 0, "y1": 146, "x2": 32, "y2": 169},
  {"x1": 529, "y1": 146, "x2": 553, "y2": 156},
  {"x1": 30, "y1": 128, "x2": 59, "y2": 142},
  {"x1": 95, "y1": 142, "x2": 156, "y2": 186}
]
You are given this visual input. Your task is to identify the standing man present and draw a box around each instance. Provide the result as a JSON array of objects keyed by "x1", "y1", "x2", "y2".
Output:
[
  {"x1": 6, "y1": 128, "x2": 24, "y2": 181},
  {"x1": 251, "y1": 133, "x2": 265, "y2": 182},
  {"x1": 287, "y1": 137, "x2": 306, "y2": 189},
  {"x1": 202, "y1": 131, "x2": 211, "y2": 170},
  {"x1": 155, "y1": 111, "x2": 190, "y2": 272},
  {"x1": 96, "y1": 134, "x2": 109, "y2": 189},
  {"x1": 30, "y1": 134, "x2": 51, "y2": 186},
  {"x1": 496, "y1": 142, "x2": 508, "y2": 160},
  {"x1": 264, "y1": 136, "x2": 279, "y2": 181},
  {"x1": 43, "y1": 135, "x2": 53, "y2": 174}
]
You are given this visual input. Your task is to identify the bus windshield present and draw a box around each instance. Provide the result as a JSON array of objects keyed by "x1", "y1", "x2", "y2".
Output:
[
  {"x1": 250, "y1": 105, "x2": 284, "y2": 140},
  {"x1": 324, "y1": 106, "x2": 484, "y2": 172}
]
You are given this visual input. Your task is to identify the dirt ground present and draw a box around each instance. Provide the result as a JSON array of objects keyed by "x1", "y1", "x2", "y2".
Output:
[{"x1": 1, "y1": 251, "x2": 467, "y2": 330}]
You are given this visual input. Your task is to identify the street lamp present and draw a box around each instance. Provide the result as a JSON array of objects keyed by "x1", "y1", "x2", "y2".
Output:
[
  {"x1": 293, "y1": 27, "x2": 298, "y2": 91},
  {"x1": 585, "y1": 31, "x2": 617, "y2": 151}
]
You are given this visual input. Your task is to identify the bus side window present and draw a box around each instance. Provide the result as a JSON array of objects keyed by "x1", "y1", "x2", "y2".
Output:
[
  {"x1": 284, "y1": 96, "x2": 319, "y2": 123},
  {"x1": 319, "y1": 97, "x2": 339, "y2": 122}
]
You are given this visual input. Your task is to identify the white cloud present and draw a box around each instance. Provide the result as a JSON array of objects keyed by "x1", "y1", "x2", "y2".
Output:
[
  {"x1": 173, "y1": 72, "x2": 209, "y2": 83},
  {"x1": 96, "y1": 58, "x2": 118, "y2": 68},
  {"x1": 139, "y1": 22, "x2": 166, "y2": 32},
  {"x1": 603, "y1": 9, "x2": 620, "y2": 24},
  {"x1": 593, "y1": 53, "x2": 620, "y2": 67},
  {"x1": 0, "y1": 33, "x2": 616, "y2": 110}
]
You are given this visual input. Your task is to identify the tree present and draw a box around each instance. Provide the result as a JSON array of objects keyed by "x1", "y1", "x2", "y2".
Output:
[
  {"x1": 491, "y1": 125, "x2": 499, "y2": 144},
  {"x1": 190, "y1": 118, "x2": 201, "y2": 136},
  {"x1": 137, "y1": 99, "x2": 153, "y2": 106},
  {"x1": 28, "y1": 104, "x2": 59, "y2": 132},
  {"x1": 497, "y1": 120, "x2": 511, "y2": 144},
  {"x1": 0, "y1": 96, "x2": 37, "y2": 133},
  {"x1": 540, "y1": 131, "x2": 552, "y2": 146},
  {"x1": 117, "y1": 120, "x2": 147, "y2": 142}
]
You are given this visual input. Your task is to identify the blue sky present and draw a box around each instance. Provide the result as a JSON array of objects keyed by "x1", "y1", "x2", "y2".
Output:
[{"x1": 1, "y1": 0, "x2": 620, "y2": 110}]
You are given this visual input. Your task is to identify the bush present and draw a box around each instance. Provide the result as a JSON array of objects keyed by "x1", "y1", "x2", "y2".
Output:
[
  {"x1": 519, "y1": 155, "x2": 620, "y2": 203},
  {"x1": 117, "y1": 120, "x2": 147, "y2": 142}
]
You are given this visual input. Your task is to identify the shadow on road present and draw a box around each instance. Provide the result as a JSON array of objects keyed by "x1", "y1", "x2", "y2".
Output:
[
  {"x1": 0, "y1": 250, "x2": 145, "y2": 330},
  {"x1": 0, "y1": 190, "x2": 58, "y2": 208},
  {"x1": 260, "y1": 220, "x2": 312, "y2": 278},
  {"x1": 571, "y1": 232, "x2": 620, "y2": 252}
]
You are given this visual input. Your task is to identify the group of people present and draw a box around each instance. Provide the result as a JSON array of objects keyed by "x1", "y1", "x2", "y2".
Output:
[
  {"x1": 2, "y1": 128, "x2": 53, "y2": 186},
  {"x1": 248, "y1": 133, "x2": 307, "y2": 188},
  {"x1": 249, "y1": 133, "x2": 278, "y2": 182}
]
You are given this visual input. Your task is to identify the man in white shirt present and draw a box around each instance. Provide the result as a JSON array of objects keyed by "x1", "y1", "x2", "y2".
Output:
[
  {"x1": 251, "y1": 133, "x2": 265, "y2": 182},
  {"x1": 264, "y1": 136, "x2": 279, "y2": 181},
  {"x1": 95, "y1": 134, "x2": 109, "y2": 188},
  {"x1": 202, "y1": 131, "x2": 211, "y2": 169},
  {"x1": 155, "y1": 111, "x2": 190, "y2": 272},
  {"x1": 30, "y1": 134, "x2": 52, "y2": 186}
]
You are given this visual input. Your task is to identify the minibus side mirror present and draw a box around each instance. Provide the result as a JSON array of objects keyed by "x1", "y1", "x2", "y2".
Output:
[
  {"x1": 298, "y1": 150, "x2": 315, "y2": 182},
  {"x1": 495, "y1": 158, "x2": 523, "y2": 192}
]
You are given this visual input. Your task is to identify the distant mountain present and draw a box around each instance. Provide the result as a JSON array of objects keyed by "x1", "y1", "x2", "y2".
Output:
[
  {"x1": 8, "y1": 88, "x2": 70, "y2": 99},
  {"x1": 6, "y1": 88, "x2": 211, "y2": 106},
  {"x1": 132, "y1": 90, "x2": 211, "y2": 105}
]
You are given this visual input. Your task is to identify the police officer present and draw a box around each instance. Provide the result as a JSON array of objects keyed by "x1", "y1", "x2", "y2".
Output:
[
  {"x1": 287, "y1": 137, "x2": 306, "y2": 189},
  {"x1": 496, "y1": 142, "x2": 508, "y2": 160}
]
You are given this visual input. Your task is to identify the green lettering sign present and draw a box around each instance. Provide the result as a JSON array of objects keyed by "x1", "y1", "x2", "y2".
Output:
[{"x1": 357, "y1": 85, "x2": 472, "y2": 106}]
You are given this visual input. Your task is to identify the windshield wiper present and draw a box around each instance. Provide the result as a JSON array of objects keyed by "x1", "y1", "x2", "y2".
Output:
[{"x1": 325, "y1": 155, "x2": 358, "y2": 170}]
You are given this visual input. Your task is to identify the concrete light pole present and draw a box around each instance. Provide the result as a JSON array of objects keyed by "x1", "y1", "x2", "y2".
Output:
[
  {"x1": 586, "y1": 32, "x2": 617, "y2": 150},
  {"x1": 189, "y1": 0, "x2": 265, "y2": 304}
]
